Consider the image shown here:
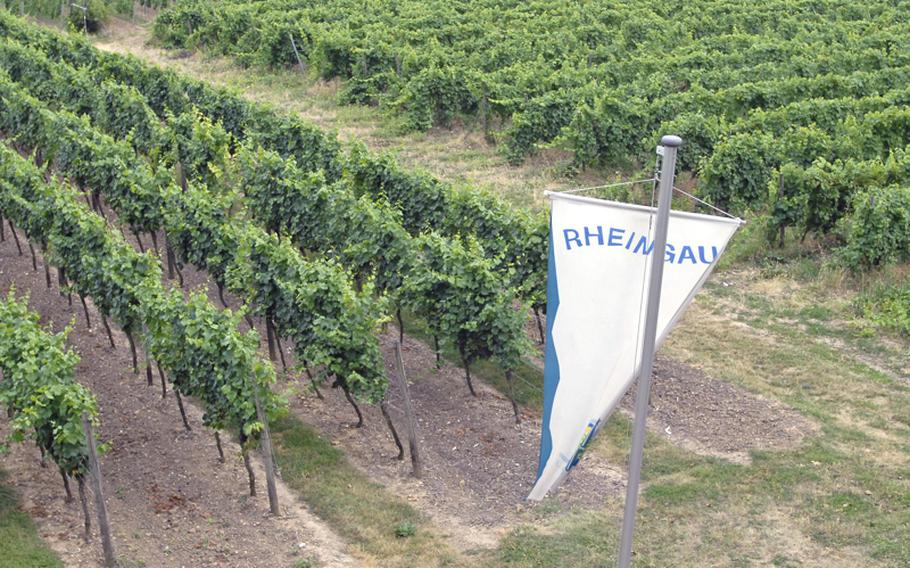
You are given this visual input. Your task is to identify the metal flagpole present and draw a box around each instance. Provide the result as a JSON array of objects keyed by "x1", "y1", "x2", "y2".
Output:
[{"x1": 617, "y1": 134, "x2": 682, "y2": 568}]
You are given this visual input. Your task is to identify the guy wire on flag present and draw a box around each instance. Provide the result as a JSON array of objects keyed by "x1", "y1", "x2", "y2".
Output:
[
  {"x1": 672, "y1": 185, "x2": 743, "y2": 221},
  {"x1": 553, "y1": 178, "x2": 658, "y2": 194},
  {"x1": 546, "y1": 176, "x2": 741, "y2": 223}
]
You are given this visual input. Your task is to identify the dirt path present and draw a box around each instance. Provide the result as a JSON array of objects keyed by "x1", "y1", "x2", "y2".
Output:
[
  {"x1": 0, "y1": 231, "x2": 354, "y2": 567},
  {"x1": 620, "y1": 357, "x2": 818, "y2": 464}
]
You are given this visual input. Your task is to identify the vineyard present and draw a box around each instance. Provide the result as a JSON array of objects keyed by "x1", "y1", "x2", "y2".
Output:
[
  {"x1": 0, "y1": 8, "x2": 547, "y2": 565},
  {"x1": 0, "y1": 3, "x2": 909, "y2": 568},
  {"x1": 150, "y1": 10, "x2": 894, "y2": 164},
  {"x1": 146, "y1": 0, "x2": 910, "y2": 271}
]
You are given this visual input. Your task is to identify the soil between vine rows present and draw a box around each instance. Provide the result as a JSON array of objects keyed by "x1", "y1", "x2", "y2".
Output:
[{"x1": 0, "y1": 230, "x2": 355, "y2": 568}]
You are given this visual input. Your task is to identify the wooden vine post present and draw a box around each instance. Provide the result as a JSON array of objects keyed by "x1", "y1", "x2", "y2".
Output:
[
  {"x1": 81, "y1": 413, "x2": 117, "y2": 568},
  {"x1": 253, "y1": 389, "x2": 280, "y2": 516},
  {"x1": 288, "y1": 33, "x2": 306, "y2": 73},
  {"x1": 394, "y1": 341, "x2": 422, "y2": 478}
]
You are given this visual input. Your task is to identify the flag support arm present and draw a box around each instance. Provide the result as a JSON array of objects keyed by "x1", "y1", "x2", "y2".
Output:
[{"x1": 617, "y1": 134, "x2": 681, "y2": 567}]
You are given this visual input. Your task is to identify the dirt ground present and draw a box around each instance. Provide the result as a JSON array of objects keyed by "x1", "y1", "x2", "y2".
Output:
[
  {"x1": 622, "y1": 357, "x2": 818, "y2": 464},
  {"x1": 0, "y1": 228, "x2": 355, "y2": 568},
  {"x1": 294, "y1": 332, "x2": 625, "y2": 549}
]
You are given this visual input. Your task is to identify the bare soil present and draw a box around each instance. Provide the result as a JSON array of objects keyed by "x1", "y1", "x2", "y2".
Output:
[
  {"x1": 0, "y1": 229, "x2": 354, "y2": 568},
  {"x1": 621, "y1": 357, "x2": 819, "y2": 464},
  {"x1": 294, "y1": 332, "x2": 625, "y2": 549}
]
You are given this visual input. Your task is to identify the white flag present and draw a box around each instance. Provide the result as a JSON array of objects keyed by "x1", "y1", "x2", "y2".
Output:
[{"x1": 529, "y1": 191, "x2": 742, "y2": 500}]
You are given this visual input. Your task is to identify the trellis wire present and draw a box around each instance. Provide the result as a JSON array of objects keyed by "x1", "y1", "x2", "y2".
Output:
[
  {"x1": 547, "y1": 178, "x2": 740, "y2": 221},
  {"x1": 552, "y1": 178, "x2": 658, "y2": 195}
]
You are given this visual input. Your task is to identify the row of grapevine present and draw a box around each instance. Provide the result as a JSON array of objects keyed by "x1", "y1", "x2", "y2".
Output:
[
  {"x1": 571, "y1": 82, "x2": 910, "y2": 177},
  {"x1": 768, "y1": 148, "x2": 910, "y2": 242},
  {"x1": 510, "y1": 31, "x2": 910, "y2": 167},
  {"x1": 0, "y1": 141, "x2": 283, "y2": 494},
  {"x1": 0, "y1": 0, "x2": 117, "y2": 32},
  {"x1": 0, "y1": 30, "x2": 533, "y2": 414},
  {"x1": 0, "y1": 289, "x2": 97, "y2": 502},
  {"x1": 236, "y1": 146, "x2": 531, "y2": 402},
  {"x1": 693, "y1": 95, "x2": 910, "y2": 261},
  {"x1": 0, "y1": 11, "x2": 549, "y2": 314},
  {"x1": 0, "y1": 289, "x2": 119, "y2": 560},
  {"x1": 841, "y1": 185, "x2": 910, "y2": 269}
]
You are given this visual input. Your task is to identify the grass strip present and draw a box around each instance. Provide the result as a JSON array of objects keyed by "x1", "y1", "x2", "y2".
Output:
[
  {"x1": 0, "y1": 469, "x2": 61, "y2": 568},
  {"x1": 270, "y1": 415, "x2": 466, "y2": 567}
]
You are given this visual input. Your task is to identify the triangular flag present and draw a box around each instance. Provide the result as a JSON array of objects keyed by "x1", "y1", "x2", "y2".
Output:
[{"x1": 529, "y1": 191, "x2": 741, "y2": 500}]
